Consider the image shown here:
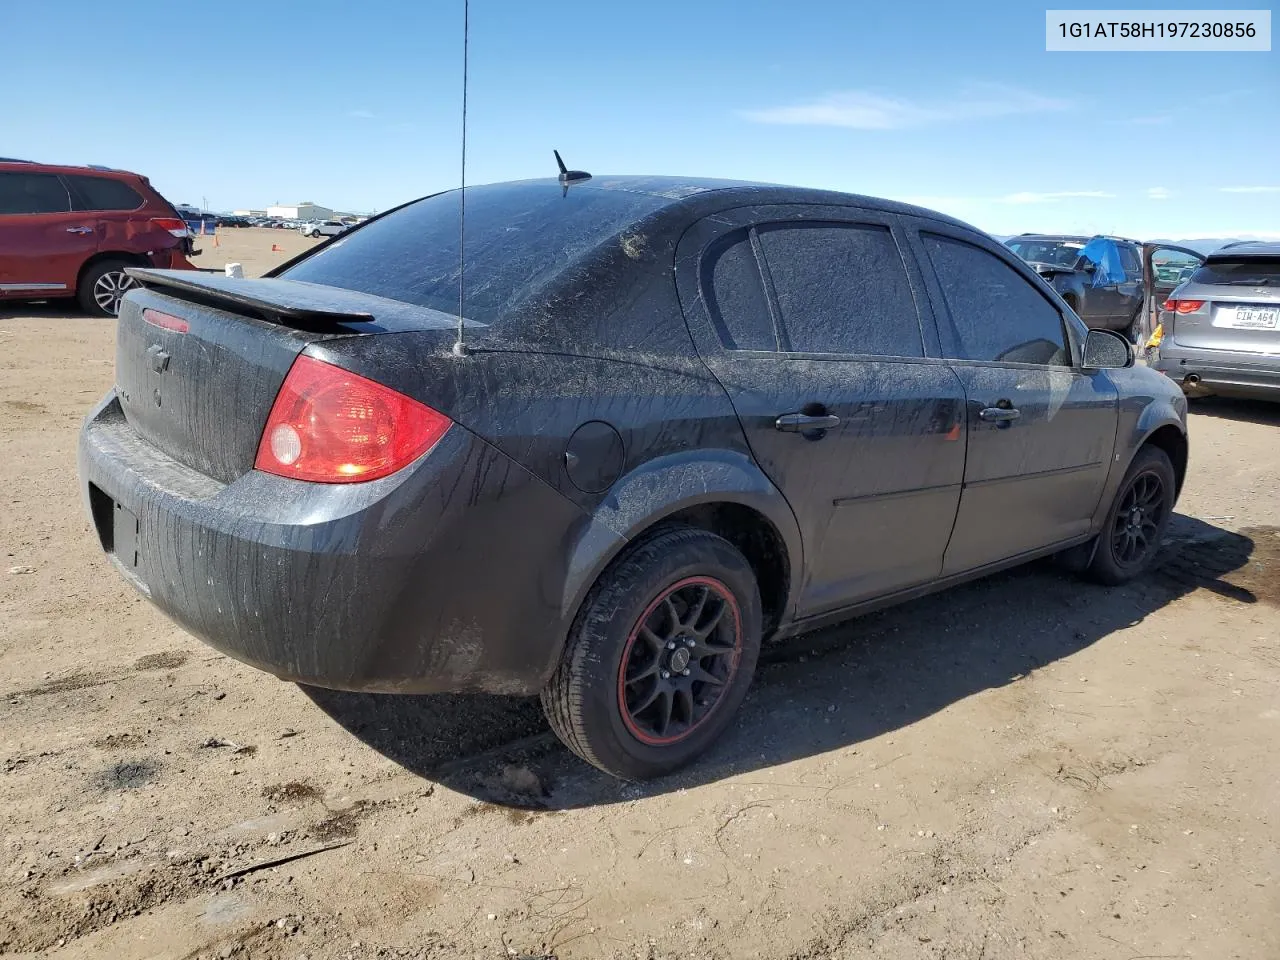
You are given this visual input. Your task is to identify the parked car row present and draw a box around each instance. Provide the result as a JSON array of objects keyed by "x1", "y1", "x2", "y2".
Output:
[
  {"x1": 246, "y1": 217, "x2": 304, "y2": 230},
  {"x1": 1005, "y1": 234, "x2": 1204, "y2": 342},
  {"x1": 1005, "y1": 232, "x2": 1280, "y2": 403}
]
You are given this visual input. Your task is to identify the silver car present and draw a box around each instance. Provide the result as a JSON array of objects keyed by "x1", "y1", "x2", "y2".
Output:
[
  {"x1": 302, "y1": 219, "x2": 349, "y2": 238},
  {"x1": 1152, "y1": 241, "x2": 1280, "y2": 401}
]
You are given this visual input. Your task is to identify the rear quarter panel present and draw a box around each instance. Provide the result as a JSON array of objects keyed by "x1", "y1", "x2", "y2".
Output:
[{"x1": 308, "y1": 335, "x2": 804, "y2": 631}]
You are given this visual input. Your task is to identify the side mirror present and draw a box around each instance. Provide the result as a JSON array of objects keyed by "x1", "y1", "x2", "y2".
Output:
[
  {"x1": 1080, "y1": 260, "x2": 1097, "y2": 273},
  {"x1": 1082, "y1": 329, "x2": 1133, "y2": 369}
]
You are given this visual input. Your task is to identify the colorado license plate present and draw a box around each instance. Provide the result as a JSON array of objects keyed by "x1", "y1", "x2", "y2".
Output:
[{"x1": 1225, "y1": 305, "x2": 1280, "y2": 330}]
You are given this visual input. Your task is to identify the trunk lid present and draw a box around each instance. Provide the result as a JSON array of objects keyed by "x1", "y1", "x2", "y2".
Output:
[{"x1": 115, "y1": 270, "x2": 462, "y2": 484}]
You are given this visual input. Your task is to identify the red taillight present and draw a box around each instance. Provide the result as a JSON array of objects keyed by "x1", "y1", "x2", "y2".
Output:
[
  {"x1": 142, "y1": 308, "x2": 189, "y2": 333},
  {"x1": 1163, "y1": 299, "x2": 1205, "y2": 314},
  {"x1": 150, "y1": 217, "x2": 189, "y2": 238},
  {"x1": 254, "y1": 356, "x2": 451, "y2": 483}
]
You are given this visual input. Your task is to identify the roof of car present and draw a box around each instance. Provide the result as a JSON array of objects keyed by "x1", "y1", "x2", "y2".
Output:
[
  {"x1": 0, "y1": 160, "x2": 143, "y2": 178},
  {"x1": 463, "y1": 176, "x2": 979, "y2": 232},
  {"x1": 1210, "y1": 240, "x2": 1280, "y2": 258}
]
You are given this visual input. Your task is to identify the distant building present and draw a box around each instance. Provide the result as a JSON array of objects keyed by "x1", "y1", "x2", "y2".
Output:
[
  {"x1": 233, "y1": 208, "x2": 267, "y2": 217},
  {"x1": 266, "y1": 202, "x2": 333, "y2": 221}
]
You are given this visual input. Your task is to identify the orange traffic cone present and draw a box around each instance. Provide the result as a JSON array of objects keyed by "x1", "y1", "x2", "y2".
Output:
[{"x1": 271, "y1": 243, "x2": 283, "y2": 252}]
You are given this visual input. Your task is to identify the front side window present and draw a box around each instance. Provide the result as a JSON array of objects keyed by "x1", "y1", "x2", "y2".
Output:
[
  {"x1": 923, "y1": 233, "x2": 1070, "y2": 366},
  {"x1": 755, "y1": 221, "x2": 923, "y2": 357},
  {"x1": 0, "y1": 172, "x2": 71, "y2": 215}
]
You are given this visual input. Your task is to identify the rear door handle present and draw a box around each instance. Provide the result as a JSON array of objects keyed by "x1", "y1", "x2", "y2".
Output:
[
  {"x1": 65, "y1": 226, "x2": 94, "y2": 235},
  {"x1": 978, "y1": 406, "x2": 1021, "y2": 423},
  {"x1": 775, "y1": 413, "x2": 841, "y2": 432}
]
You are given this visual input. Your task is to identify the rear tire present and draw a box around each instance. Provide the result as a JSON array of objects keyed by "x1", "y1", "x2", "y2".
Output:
[
  {"x1": 77, "y1": 259, "x2": 136, "y2": 317},
  {"x1": 1086, "y1": 446, "x2": 1176, "y2": 585},
  {"x1": 541, "y1": 525, "x2": 763, "y2": 780}
]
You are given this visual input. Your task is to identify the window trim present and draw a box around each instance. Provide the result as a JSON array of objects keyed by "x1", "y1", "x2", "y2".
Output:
[
  {"x1": 0, "y1": 170, "x2": 73, "y2": 216},
  {"x1": 697, "y1": 227, "x2": 781, "y2": 351},
  {"x1": 909, "y1": 223, "x2": 1083, "y2": 370}
]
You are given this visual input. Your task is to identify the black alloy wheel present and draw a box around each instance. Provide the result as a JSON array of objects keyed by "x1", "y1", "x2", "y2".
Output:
[
  {"x1": 1110, "y1": 471, "x2": 1165, "y2": 566},
  {"x1": 617, "y1": 576, "x2": 742, "y2": 745},
  {"x1": 1088, "y1": 446, "x2": 1176, "y2": 585},
  {"x1": 542, "y1": 525, "x2": 763, "y2": 780}
]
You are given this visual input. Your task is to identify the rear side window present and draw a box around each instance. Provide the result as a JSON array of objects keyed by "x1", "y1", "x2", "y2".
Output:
[
  {"x1": 67, "y1": 175, "x2": 145, "y2": 212},
  {"x1": 0, "y1": 172, "x2": 71, "y2": 215},
  {"x1": 923, "y1": 233, "x2": 1070, "y2": 366},
  {"x1": 1191, "y1": 257, "x2": 1280, "y2": 286},
  {"x1": 702, "y1": 231, "x2": 776, "y2": 350},
  {"x1": 755, "y1": 222, "x2": 923, "y2": 357}
]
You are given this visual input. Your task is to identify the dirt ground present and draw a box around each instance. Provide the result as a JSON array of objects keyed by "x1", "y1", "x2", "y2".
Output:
[{"x1": 1, "y1": 230, "x2": 1277, "y2": 959}]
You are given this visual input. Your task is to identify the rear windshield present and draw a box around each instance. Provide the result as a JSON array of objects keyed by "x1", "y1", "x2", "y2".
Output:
[
  {"x1": 1191, "y1": 257, "x2": 1280, "y2": 286},
  {"x1": 278, "y1": 182, "x2": 666, "y2": 322},
  {"x1": 1006, "y1": 240, "x2": 1084, "y2": 268}
]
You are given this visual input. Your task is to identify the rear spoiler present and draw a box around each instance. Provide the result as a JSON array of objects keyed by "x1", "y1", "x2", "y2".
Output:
[{"x1": 124, "y1": 268, "x2": 471, "y2": 335}]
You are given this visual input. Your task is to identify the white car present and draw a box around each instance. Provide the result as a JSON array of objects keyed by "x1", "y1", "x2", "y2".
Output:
[{"x1": 302, "y1": 219, "x2": 349, "y2": 238}]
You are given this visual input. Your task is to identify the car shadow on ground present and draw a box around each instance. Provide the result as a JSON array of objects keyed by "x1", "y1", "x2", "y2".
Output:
[
  {"x1": 1188, "y1": 396, "x2": 1280, "y2": 426},
  {"x1": 0, "y1": 300, "x2": 89, "y2": 321},
  {"x1": 302, "y1": 514, "x2": 1266, "y2": 810}
]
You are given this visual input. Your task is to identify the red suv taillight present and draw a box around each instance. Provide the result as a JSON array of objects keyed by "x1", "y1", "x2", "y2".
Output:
[
  {"x1": 1163, "y1": 299, "x2": 1205, "y2": 314},
  {"x1": 254, "y1": 356, "x2": 452, "y2": 483},
  {"x1": 150, "y1": 217, "x2": 189, "y2": 238}
]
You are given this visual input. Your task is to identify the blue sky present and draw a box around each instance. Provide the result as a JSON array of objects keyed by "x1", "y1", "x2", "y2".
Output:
[{"x1": 5, "y1": 1, "x2": 1277, "y2": 238}]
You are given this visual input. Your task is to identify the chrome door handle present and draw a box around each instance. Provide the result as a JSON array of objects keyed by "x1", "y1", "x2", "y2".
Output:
[
  {"x1": 65, "y1": 226, "x2": 94, "y2": 234},
  {"x1": 775, "y1": 413, "x2": 841, "y2": 432},
  {"x1": 978, "y1": 406, "x2": 1021, "y2": 423}
]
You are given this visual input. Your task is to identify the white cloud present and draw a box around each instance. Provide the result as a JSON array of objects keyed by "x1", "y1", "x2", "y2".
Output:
[
  {"x1": 1196, "y1": 88, "x2": 1253, "y2": 105},
  {"x1": 347, "y1": 109, "x2": 377, "y2": 120},
  {"x1": 1219, "y1": 186, "x2": 1280, "y2": 194},
  {"x1": 998, "y1": 190, "x2": 1114, "y2": 204},
  {"x1": 1147, "y1": 187, "x2": 1172, "y2": 201},
  {"x1": 739, "y1": 83, "x2": 1072, "y2": 130}
]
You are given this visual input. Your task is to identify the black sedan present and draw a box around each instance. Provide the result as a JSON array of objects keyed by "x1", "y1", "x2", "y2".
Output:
[{"x1": 79, "y1": 176, "x2": 1189, "y2": 779}]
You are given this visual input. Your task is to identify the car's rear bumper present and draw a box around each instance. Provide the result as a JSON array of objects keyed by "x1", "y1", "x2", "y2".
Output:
[
  {"x1": 1153, "y1": 344, "x2": 1280, "y2": 399},
  {"x1": 78, "y1": 392, "x2": 615, "y2": 695}
]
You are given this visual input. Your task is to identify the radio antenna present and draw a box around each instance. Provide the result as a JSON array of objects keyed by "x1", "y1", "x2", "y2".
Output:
[{"x1": 452, "y1": 0, "x2": 471, "y2": 357}]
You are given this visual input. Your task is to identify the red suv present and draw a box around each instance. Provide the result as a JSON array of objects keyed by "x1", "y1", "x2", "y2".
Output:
[{"x1": 0, "y1": 160, "x2": 197, "y2": 316}]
